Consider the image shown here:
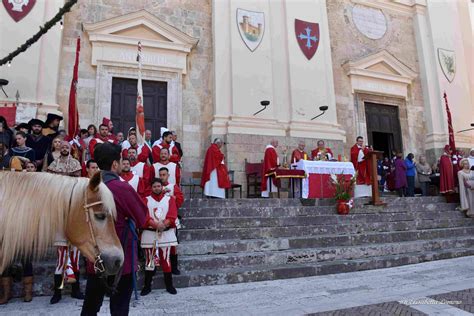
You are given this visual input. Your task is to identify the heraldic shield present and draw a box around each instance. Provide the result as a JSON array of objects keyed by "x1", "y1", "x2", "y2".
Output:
[
  {"x1": 3, "y1": 0, "x2": 36, "y2": 22},
  {"x1": 437, "y1": 48, "x2": 456, "y2": 83},
  {"x1": 237, "y1": 8, "x2": 265, "y2": 52},
  {"x1": 295, "y1": 19, "x2": 320, "y2": 60}
]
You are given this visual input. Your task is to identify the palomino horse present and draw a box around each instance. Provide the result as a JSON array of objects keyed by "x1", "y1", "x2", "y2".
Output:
[{"x1": 0, "y1": 171, "x2": 123, "y2": 275}]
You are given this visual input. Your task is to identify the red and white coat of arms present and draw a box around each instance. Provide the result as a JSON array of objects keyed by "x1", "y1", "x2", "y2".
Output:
[{"x1": 3, "y1": 0, "x2": 36, "y2": 22}]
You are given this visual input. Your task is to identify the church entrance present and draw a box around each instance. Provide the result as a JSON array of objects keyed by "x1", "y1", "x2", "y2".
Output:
[
  {"x1": 111, "y1": 77, "x2": 167, "y2": 140},
  {"x1": 365, "y1": 103, "x2": 403, "y2": 159}
]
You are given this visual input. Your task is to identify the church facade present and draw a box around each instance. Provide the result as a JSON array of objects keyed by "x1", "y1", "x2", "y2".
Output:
[{"x1": 1, "y1": 0, "x2": 473, "y2": 187}]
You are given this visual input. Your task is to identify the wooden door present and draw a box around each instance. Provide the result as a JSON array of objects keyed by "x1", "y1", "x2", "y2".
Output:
[
  {"x1": 365, "y1": 102, "x2": 403, "y2": 154},
  {"x1": 111, "y1": 77, "x2": 167, "y2": 140}
]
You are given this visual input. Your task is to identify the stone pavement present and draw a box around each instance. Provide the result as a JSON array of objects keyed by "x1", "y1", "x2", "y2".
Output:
[{"x1": 1, "y1": 256, "x2": 473, "y2": 315}]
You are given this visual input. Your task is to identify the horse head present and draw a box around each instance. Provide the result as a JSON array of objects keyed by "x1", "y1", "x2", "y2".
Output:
[{"x1": 66, "y1": 172, "x2": 124, "y2": 275}]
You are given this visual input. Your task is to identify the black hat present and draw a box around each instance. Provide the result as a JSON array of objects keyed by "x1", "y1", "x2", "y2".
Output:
[
  {"x1": 16, "y1": 122, "x2": 31, "y2": 131},
  {"x1": 45, "y1": 113, "x2": 63, "y2": 124},
  {"x1": 28, "y1": 118, "x2": 45, "y2": 128}
]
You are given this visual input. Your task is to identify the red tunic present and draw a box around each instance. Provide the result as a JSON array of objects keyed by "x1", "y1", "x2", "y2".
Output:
[
  {"x1": 291, "y1": 149, "x2": 308, "y2": 163},
  {"x1": 88, "y1": 136, "x2": 116, "y2": 159},
  {"x1": 311, "y1": 148, "x2": 334, "y2": 160},
  {"x1": 130, "y1": 160, "x2": 153, "y2": 187},
  {"x1": 122, "y1": 144, "x2": 150, "y2": 163},
  {"x1": 350, "y1": 144, "x2": 371, "y2": 185},
  {"x1": 261, "y1": 146, "x2": 279, "y2": 192},
  {"x1": 200, "y1": 143, "x2": 231, "y2": 189},
  {"x1": 151, "y1": 142, "x2": 181, "y2": 164},
  {"x1": 439, "y1": 154, "x2": 455, "y2": 194},
  {"x1": 120, "y1": 171, "x2": 148, "y2": 198}
]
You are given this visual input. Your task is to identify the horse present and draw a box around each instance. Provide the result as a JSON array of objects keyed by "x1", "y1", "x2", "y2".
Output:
[{"x1": 0, "y1": 171, "x2": 124, "y2": 275}]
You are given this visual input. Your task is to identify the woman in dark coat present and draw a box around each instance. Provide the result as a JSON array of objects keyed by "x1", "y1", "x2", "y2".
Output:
[{"x1": 394, "y1": 152, "x2": 408, "y2": 197}]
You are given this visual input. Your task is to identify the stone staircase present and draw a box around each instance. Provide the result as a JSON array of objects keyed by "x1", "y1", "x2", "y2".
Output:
[
  {"x1": 152, "y1": 196, "x2": 474, "y2": 288},
  {"x1": 7, "y1": 196, "x2": 474, "y2": 297}
]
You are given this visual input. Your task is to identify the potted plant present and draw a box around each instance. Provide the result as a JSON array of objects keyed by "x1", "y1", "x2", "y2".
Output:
[{"x1": 330, "y1": 173, "x2": 357, "y2": 215}]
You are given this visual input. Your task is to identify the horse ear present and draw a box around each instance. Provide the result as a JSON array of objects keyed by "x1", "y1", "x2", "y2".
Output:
[{"x1": 88, "y1": 172, "x2": 102, "y2": 192}]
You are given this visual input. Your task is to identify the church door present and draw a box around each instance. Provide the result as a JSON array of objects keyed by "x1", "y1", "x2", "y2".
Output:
[
  {"x1": 365, "y1": 103, "x2": 403, "y2": 158},
  {"x1": 111, "y1": 77, "x2": 167, "y2": 140}
]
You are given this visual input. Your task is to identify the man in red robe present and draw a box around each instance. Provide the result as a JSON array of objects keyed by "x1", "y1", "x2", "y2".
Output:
[
  {"x1": 350, "y1": 136, "x2": 371, "y2": 185},
  {"x1": 120, "y1": 158, "x2": 148, "y2": 198},
  {"x1": 88, "y1": 124, "x2": 116, "y2": 159},
  {"x1": 261, "y1": 140, "x2": 279, "y2": 197},
  {"x1": 291, "y1": 141, "x2": 308, "y2": 163},
  {"x1": 121, "y1": 134, "x2": 150, "y2": 163},
  {"x1": 152, "y1": 131, "x2": 181, "y2": 163},
  {"x1": 201, "y1": 138, "x2": 231, "y2": 199},
  {"x1": 311, "y1": 140, "x2": 334, "y2": 161},
  {"x1": 440, "y1": 145, "x2": 455, "y2": 194}
]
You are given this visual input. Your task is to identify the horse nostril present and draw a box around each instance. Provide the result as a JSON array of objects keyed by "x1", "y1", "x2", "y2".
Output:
[{"x1": 114, "y1": 259, "x2": 122, "y2": 268}]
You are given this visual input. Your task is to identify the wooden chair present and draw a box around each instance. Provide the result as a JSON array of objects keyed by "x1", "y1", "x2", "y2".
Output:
[
  {"x1": 226, "y1": 170, "x2": 242, "y2": 198},
  {"x1": 181, "y1": 172, "x2": 203, "y2": 198},
  {"x1": 245, "y1": 159, "x2": 263, "y2": 198}
]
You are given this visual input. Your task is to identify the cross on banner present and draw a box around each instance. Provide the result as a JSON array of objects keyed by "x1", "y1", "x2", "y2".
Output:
[{"x1": 295, "y1": 19, "x2": 320, "y2": 60}]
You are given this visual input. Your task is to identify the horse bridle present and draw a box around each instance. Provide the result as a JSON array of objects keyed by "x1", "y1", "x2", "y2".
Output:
[{"x1": 83, "y1": 192, "x2": 106, "y2": 274}]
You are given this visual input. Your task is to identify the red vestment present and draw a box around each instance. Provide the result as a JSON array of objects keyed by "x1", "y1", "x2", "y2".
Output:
[
  {"x1": 350, "y1": 144, "x2": 371, "y2": 185},
  {"x1": 291, "y1": 149, "x2": 308, "y2": 163},
  {"x1": 200, "y1": 143, "x2": 231, "y2": 189},
  {"x1": 151, "y1": 141, "x2": 181, "y2": 163},
  {"x1": 261, "y1": 145, "x2": 279, "y2": 192},
  {"x1": 439, "y1": 153, "x2": 455, "y2": 194},
  {"x1": 311, "y1": 148, "x2": 334, "y2": 160}
]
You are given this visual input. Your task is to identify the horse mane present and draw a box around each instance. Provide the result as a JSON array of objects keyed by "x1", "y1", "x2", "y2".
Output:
[{"x1": 0, "y1": 172, "x2": 116, "y2": 271}]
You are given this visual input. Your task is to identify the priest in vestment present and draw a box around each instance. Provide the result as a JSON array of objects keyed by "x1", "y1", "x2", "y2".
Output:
[
  {"x1": 201, "y1": 138, "x2": 231, "y2": 199},
  {"x1": 311, "y1": 140, "x2": 334, "y2": 161},
  {"x1": 350, "y1": 136, "x2": 372, "y2": 197},
  {"x1": 291, "y1": 141, "x2": 308, "y2": 163},
  {"x1": 439, "y1": 145, "x2": 455, "y2": 194},
  {"x1": 261, "y1": 140, "x2": 280, "y2": 198}
]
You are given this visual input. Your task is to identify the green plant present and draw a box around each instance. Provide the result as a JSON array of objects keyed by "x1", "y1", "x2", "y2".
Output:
[{"x1": 329, "y1": 173, "x2": 357, "y2": 201}]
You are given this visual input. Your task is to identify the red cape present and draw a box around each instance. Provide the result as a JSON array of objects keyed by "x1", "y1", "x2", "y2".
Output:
[
  {"x1": 261, "y1": 146, "x2": 279, "y2": 192},
  {"x1": 350, "y1": 144, "x2": 371, "y2": 185},
  {"x1": 439, "y1": 154, "x2": 455, "y2": 193},
  {"x1": 200, "y1": 144, "x2": 231, "y2": 189},
  {"x1": 311, "y1": 148, "x2": 333, "y2": 160}
]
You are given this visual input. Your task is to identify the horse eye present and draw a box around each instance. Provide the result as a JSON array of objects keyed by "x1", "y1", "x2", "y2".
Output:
[{"x1": 94, "y1": 213, "x2": 107, "y2": 221}]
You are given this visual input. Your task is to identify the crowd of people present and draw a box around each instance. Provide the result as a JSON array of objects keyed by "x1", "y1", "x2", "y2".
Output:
[{"x1": 0, "y1": 114, "x2": 193, "y2": 314}]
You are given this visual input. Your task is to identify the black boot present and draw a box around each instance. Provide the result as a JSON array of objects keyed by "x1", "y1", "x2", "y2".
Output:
[
  {"x1": 50, "y1": 275, "x2": 62, "y2": 304},
  {"x1": 140, "y1": 270, "x2": 154, "y2": 296},
  {"x1": 163, "y1": 272, "x2": 177, "y2": 295},
  {"x1": 170, "y1": 254, "x2": 181, "y2": 275},
  {"x1": 71, "y1": 272, "x2": 84, "y2": 300}
]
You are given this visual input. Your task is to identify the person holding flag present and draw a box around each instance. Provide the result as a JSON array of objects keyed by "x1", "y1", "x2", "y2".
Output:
[{"x1": 135, "y1": 41, "x2": 147, "y2": 146}]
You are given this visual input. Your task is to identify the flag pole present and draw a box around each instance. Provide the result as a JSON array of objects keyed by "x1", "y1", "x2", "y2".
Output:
[{"x1": 136, "y1": 41, "x2": 146, "y2": 145}]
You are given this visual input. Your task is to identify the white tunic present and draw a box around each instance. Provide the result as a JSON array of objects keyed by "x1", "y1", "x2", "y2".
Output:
[
  {"x1": 131, "y1": 162, "x2": 145, "y2": 178},
  {"x1": 153, "y1": 162, "x2": 177, "y2": 185},
  {"x1": 141, "y1": 195, "x2": 178, "y2": 249},
  {"x1": 120, "y1": 173, "x2": 140, "y2": 192}
]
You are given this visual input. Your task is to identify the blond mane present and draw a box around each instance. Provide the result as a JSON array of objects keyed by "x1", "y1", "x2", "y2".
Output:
[{"x1": 0, "y1": 172, "x2": 115, "y2": 271}]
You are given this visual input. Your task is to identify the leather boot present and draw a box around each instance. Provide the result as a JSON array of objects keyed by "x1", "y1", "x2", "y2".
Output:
[
  {"x1": 50, "y1": 274, "x2": 62, "y2": 304},
  {"x1": 23, "y1": 276, "x2": 33, "y2": 302},
  {"x1": 0, "y1": 277, "x2": 12, "y2": 305},
  {"x1": 170, "y1": 254, "x2": 181, "y2": 275},
  {"x1": 71, "y1": 272, "x2": 84, "y2": 299},
  {"x1": 163, "y1": 272, "x2": 177, "y2": 295},
  {"x1": 140, "y1": 270, "x2": 154, "y2": 296}
]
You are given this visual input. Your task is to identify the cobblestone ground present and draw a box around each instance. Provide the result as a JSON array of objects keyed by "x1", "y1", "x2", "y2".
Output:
[
  {"x1": 308, "y1": 301, "x2": 427, "y2": 316},
  {"x1": 0, "y1": 256, "x2": 473, "y2": 315}
]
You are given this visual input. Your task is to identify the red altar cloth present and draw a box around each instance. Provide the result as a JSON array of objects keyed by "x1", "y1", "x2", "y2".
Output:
[{"x1": 308, "y1": 174, "x2": 352, "y2": 198}]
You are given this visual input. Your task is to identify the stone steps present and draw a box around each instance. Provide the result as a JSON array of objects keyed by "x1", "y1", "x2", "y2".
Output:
[
  {"x1": 151, "y1": 246, "x2": 474, "y2": 289},
  {"x1": 177, "y1": 235, "x2": 474, "y2": 271},
  {"x1": 6, "y1": 196, "x2": 470, "y2": 297}
]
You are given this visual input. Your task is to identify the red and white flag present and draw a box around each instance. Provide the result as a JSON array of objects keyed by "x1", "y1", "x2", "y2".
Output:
[
  {"x1": 136, "y1": 41, "x2": 146, "y2": 145},
  {"x1": 68, "y1": 37, "x2": 80, "y2": 138}
]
